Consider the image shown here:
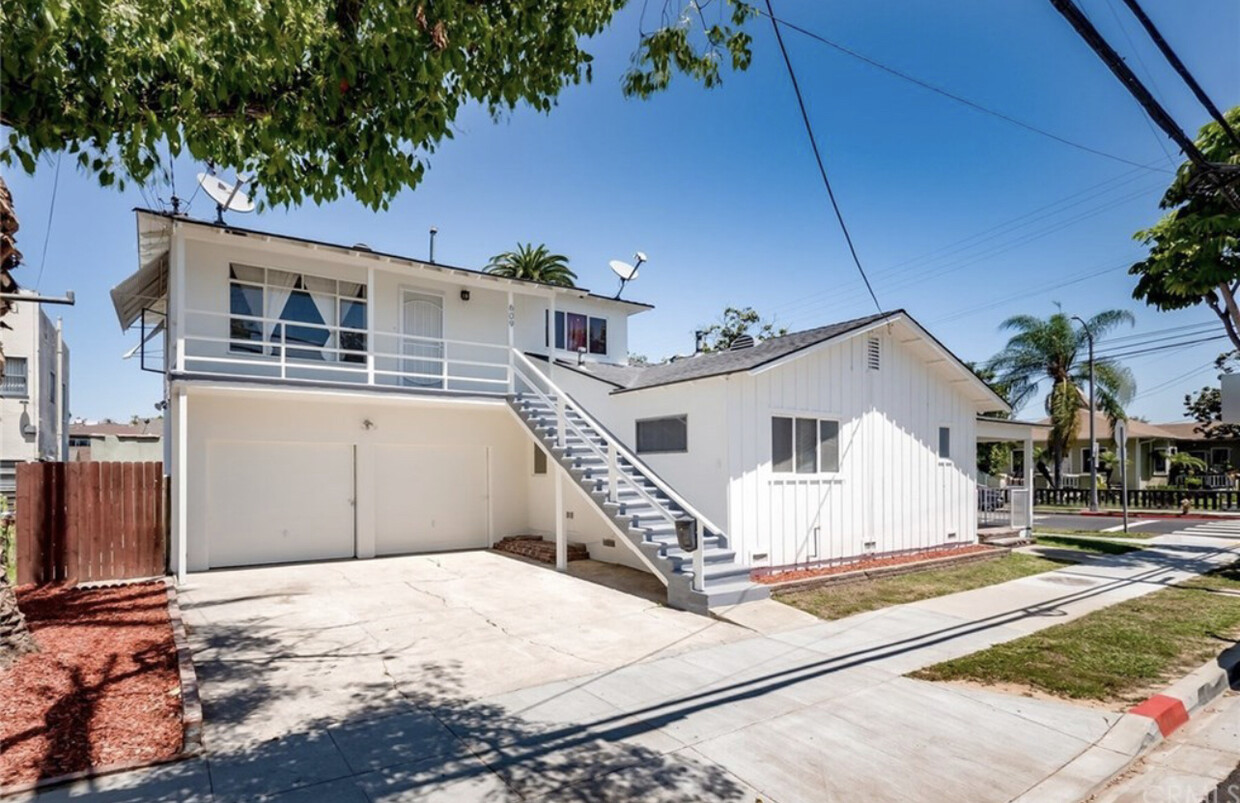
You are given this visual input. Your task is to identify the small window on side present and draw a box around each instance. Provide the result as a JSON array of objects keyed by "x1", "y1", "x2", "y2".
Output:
[
  {"x1": 939, "y1": 426, "x2": 951, "y2": 460},
  {"x1": 589, "y1": 317, "x2": 607, "y2": 355},
  {"x1": 533, "y1": 445, "x2": 547, "y2": 475},
  {"x1": 636, "y1": 416, "x2": 688, "y2": 454},
  {"x1": 554, "y1": 311, "x2": 566, "y2": 350}
]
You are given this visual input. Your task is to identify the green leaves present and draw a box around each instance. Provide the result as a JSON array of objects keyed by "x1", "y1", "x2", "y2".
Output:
[
  {"x1": 1130, "y1": 107, "x2": 1240, "y2": 345},
  {"x1": 485, "y1": 243, "x2": 577, "y2": 287},
  {"x1": 2, "y1": 0, "x2": 759, "y2": 210}
]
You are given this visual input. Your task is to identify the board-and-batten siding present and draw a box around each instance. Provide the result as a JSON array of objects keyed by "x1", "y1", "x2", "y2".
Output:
[{"x1": 725, "y1": 327, "x2": 978, "y2": 568}]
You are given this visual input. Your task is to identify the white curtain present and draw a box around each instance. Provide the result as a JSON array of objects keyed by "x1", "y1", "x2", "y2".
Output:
[{"x1": 265, "y1": 270, "x2": 297, "y2": 348}]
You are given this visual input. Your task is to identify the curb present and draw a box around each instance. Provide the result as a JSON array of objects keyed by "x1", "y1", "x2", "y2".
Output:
[
  {"x1": 0, "y1": 579, "x2": 204, "y2": 800},
  {"x1": 1072, "y1": 510, "x2": 1240, "y2": 522},
  {"x1": 1013, "y1": 644, "x2": 1240, "y2": 802}
]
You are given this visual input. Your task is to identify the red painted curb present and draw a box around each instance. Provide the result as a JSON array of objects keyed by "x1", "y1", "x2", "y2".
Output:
[{"x1": 1129, "y1": 694, "x2": 1191, "y2": 737}]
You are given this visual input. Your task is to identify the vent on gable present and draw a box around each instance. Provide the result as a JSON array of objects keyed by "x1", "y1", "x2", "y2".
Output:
[
  {"x1": 866, "y1": 336, "x2": 881, "y2": 370},
  {"x1": 730, "y1": 334, "x2": 756, "y2": 351}
]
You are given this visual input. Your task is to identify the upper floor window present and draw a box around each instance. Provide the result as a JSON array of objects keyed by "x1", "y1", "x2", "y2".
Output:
[
  {"x1": 229, "y1": 265, "x2": 367, "y2": 363},
  {"x1": 939, "y1": 426, "x2": 951, "y2": 460},
  {"x1": 69, "y1": 435, "x2": 91, "y2": 448},
  {"x1": 772, "y1": 416, "x2": 840, "y2": 474},
  {"x1": 551, "y1": 311, "x2": 607, "y2": 355},
  {"x1": 1, "y1": 357, "x2": 28, "y2": 397}
]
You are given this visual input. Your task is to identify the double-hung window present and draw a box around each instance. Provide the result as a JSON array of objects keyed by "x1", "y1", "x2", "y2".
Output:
[
  {"x1": 551, "y1": 310, "x2": 607, "y2": 355},
  {"x1": 772, "y1": 416, "x2": 840, "y2": 474},
  {"x1": 229, "y1": 265, "x2": 367, "y2": 363}
]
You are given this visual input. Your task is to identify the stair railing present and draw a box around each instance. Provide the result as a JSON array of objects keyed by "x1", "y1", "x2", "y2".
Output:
[{"x1": 511, "y1": 350, "x2": 714, "y2": 591}]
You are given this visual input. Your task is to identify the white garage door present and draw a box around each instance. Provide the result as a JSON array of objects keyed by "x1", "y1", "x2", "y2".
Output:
[
  {"x1": 374, "y1": 445, "x2": 488, "y2": 555},
  {"x1": 206, "y1": 440, "x2": 355, "y2": 568}
]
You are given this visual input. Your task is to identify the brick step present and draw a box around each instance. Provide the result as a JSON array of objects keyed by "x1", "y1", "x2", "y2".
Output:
[{"x1": 494, "y1": 536, "x2": 589, "y2": 564}]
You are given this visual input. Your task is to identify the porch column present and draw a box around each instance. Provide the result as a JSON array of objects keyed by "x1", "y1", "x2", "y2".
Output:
[
  {"x1": 555, "y1": 471, "x2": 567, "y2": 571},
  {"x1": 173, "y1": 387, "x2": 189, "y2": 581},
  {"x1": 1135, "y1": 439, "x2": 1143, "y2": 490},
  {"x1": 366, "y1": 265, "x2": 376, "y2": 386},
  {"x1": 1023, "y1": 432, "x2": 1034, "y2": 533},
  {"x1": 173, "y1": 224, "x2": 186, "y2": 372},
  {"x1": 507, "y1": 290, "x2": 515, "y2": 392}
]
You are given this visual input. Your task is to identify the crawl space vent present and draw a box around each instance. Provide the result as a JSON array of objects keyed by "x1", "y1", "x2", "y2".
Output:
[{"x1": 866, "y1": 336, "x2": 881, "y2": 371}]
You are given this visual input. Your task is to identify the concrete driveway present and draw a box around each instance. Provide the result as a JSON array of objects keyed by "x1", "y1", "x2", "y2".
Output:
[{"x1": 29, "y1": 528, "x2": 1240, "y2": 802}]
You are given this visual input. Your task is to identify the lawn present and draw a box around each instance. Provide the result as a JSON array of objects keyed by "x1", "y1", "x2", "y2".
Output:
[
  {"x1": 1033, "y1": 535, "x2": 1142, "y2": 555},
  {"x1": 909, "y1": 563, "x2": 1240, "y2": 704},
  {"x1": 775, "y1": 552, "x2": 1072, "y2": 621},
  {"x1": 1035, "y1": 526, "x2": 1158, "y2": 539}
]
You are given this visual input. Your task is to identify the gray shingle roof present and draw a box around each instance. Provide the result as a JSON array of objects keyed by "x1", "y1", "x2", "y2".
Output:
[{"x1": 559, "y1": 311, "x2": 897, "y2": 392}]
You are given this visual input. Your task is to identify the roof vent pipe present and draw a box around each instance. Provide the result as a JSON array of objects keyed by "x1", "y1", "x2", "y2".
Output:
[
  {"x1": 428, "y1": 226, "x2": 438, "y2": 263},
  {"x1": 694, "y1": 330, "x2": 705, "y2": 354}
]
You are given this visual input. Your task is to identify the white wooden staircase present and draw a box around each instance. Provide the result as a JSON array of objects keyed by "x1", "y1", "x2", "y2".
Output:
[{"x1": 508, "y1": 352, "x2": 768, "y2": 614}]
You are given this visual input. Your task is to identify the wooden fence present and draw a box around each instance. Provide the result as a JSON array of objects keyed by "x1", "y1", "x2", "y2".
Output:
[
  {"x1": 15, "y1": 462, "x2": 167, "y2": 585},
  {"x1": 1035, "y1": 486, "x2": 1240, "y2": 511}
]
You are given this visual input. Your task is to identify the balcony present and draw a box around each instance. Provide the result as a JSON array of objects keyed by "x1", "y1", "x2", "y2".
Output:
[{"x1": 176, "y1": 307, "x2": 513, "y2": 396}]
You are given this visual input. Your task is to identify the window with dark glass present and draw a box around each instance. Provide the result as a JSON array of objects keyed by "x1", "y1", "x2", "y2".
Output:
[
  {"x1": 772, "y1": 417, "x2": 794, "y2": 473},
  {"x1": 229, "y1": 267, "x2": 264, "y2": 354},
  {"x1": 553, "y1": 310, "x2": 607, "y2": 355},
  {"x1": 773, "y1": 416, "x2": 841, "y2": 474},
  {"x1": 589, "y1": 317, "x2": 607, "y2": 355},
  {"x1": 636, "y1": 416, "x2": 688, "y2": 453},
  {"x1": 939, "y1": 426, "x2": 951, "y2": 460}
]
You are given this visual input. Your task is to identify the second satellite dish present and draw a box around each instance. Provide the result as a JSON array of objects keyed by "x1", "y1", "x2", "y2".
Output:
[
  {"x1": 610, "y1": 251, "x2": 648, "y2": 298},
  {"x1": 197, "y1": 172, "x2": 254, "y2": 224}
]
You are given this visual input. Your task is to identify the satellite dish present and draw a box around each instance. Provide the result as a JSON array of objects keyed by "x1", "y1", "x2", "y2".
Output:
[
  {"x1": 610, "y1": 251, "x2": 648, "y2": 299},
  {"x1": 197, "y1": 172, "x2": 254, "y2": 224}
]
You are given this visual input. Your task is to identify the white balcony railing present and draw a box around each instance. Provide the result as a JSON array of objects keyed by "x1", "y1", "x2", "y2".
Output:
[{"x1": 177, "y1": 308, "x2": 512, "y2": 395}]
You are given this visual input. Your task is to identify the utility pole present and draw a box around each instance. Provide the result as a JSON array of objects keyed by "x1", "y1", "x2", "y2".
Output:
[
  {"x1": 1072, "y1": 315, "x2": 1099, "y2": 512},
  {"x1": 1048, "y1": 0, "x2": 1240, "y2": 209}
]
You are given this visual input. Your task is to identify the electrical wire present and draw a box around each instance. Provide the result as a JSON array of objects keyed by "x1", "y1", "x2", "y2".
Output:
[
  {"x1": 1099, "y1": 0, "x2": 1179, "y2": 168},
  {"x1": 1096, "y1": 333, "x2": 1229, "y2": 362},
  {"x1": 755, "y1": 7, "x2": 1174, "y2": 175},
  {"x1": 1131, "y1": 361, "x2": 1218, "y2": 400},
  {"x1": 34, "y1": 154, "x2": 62, "y2": 292},
  {"x1": 764, "y1": 0, "x2": 882, "y2": 313}
]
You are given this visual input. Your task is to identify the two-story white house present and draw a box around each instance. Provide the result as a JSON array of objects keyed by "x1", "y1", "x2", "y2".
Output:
[
  {"x1": 0, "y1": 293, "x2": 69, "y2": 505},
  {"x1": 111, "y1": 210, "x2": 1016, "y2": 612}
]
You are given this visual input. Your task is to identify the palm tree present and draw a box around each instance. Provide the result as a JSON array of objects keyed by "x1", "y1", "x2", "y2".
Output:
[
  {"x1": 485, "y1": 243, "x2": 576, "y2": 287},
  {"x1": 987, "y1": 308, "x2": 1136, "y2": 488}
]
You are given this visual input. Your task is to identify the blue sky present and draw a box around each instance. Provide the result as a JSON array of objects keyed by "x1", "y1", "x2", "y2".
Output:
[{"x1": 3, "y1": 0, "x2": 1237, "y2": 423}]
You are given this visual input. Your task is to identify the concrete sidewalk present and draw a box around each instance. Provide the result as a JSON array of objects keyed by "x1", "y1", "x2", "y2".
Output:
[{"x1": 26, "y1": 530, "x2": 1240, "y2": 803}]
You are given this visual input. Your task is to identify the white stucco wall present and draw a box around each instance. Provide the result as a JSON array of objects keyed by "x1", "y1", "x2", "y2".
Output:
[{"x1": 0, "y1": 298, "x2": 68, "y2": 464}]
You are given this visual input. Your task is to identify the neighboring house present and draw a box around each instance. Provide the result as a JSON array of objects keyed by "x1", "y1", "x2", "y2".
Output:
[
  {"x1": 110, "y1": 210, "x2": 1022, "y2": 612},
  {"x1": 1148, "y1": 421, "x2": 1240, "y2": 483},
  {"x1": 0, "y1": 293, "x2": 69, "y2": 505},
  {"x1": 1031, "y1": 410, "x2": 1187, "y2": 489},
  {"x1": 69, "y1": 420, "x2": 163, "y2": 462}
]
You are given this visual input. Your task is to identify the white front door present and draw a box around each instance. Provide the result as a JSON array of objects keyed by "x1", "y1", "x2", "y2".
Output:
[{"x1": 401, "y1": 290, "x2": 445, "y2": 387}]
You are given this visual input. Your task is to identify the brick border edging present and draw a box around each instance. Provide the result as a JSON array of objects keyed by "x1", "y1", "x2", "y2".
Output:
[
  {"x1": 0, "y1": 579, "x2": 204, "y2": 799},
  {"x1": 165, "y1": 578, "x2": 205, "y2": 759},
  {"x1": 760, "y1": 547, "x2": 1008, "y2": 593},
  {"x1": 1013, "y1": 644, "x2": 1240, "y2": 801}
]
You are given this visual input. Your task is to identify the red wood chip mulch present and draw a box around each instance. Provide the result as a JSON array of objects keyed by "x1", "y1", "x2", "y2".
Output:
[
  {"x1": 753, "y1": 544, "x2": 997, "y2": 584},
  {"x1": 0, "y1": 581, "x2": 183, "y2": 788}
]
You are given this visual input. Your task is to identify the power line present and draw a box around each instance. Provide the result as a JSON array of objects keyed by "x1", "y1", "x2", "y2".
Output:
[
  {"x1": 1096, "y1": 320, "x2": 1218, "y2": 346},
  {"x1": 1096, "y1": 333, "x2": 1228, "y2": 362},
  {"x1": 756, "y1": 8, "x2": 1174, "y2": 174},
  {"x1": 1117, "y1": 0, "x2": 1240, "y2": 150},
  {"x1": 929, "y1": 261, "x2": 1128, "y2": 325},
  {"x1": 1094, "y1": 326, "x2": 1223, "y2": 357},
  {"x1": 1099, "y1": 0, "x2": 1178, "y2": 168},
  {"x1": 34, "y1": 154, "x2": 62, "y2": 292},
  {"x1": 763, "y1": 0, "x2": 881, "y2": 313},
  {"x1": 1131, "y1": 360, "x2": 1217, "y2": 400}
]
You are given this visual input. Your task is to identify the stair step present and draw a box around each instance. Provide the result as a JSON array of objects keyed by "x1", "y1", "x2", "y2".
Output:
[{"x1": 675, "y1": 561, "x2": 755, "y2": 583}]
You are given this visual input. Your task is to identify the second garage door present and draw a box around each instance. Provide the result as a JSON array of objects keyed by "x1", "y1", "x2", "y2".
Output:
[
  {"x1": 205, "y1": 440, "x2": 356, "y2": 568},
  {"x1": 374, "y1": 444, "x2": 488, "y2": 555}
]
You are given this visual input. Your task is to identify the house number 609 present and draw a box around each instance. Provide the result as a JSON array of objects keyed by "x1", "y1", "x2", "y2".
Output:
[{"x1": 508, "y1": 305, "x2": 515, "y2": 326}]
